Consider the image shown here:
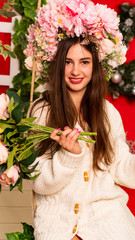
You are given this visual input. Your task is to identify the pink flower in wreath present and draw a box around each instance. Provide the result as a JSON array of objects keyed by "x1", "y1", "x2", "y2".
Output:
[
  {"x1": 23, "y1": 43, "x2": 34, "y2": 57},
  {"x1": 0, "y1": 165, "x2": 20, "y2": 186},
  {"x1": 65, "y1": 0, "x2": 93, "y2": 15},
  {"x1": 26, "y1": 24, "x2": 36, "y2": 43},
  {"x1": 0, "y1": 143, "x2": 8, "y2": 164},
  {"x1": 0, "y1": 93, "x2": 10, "y2": 120},
  {"x1": 95, "y1": 4, "x2": 119, "y2": 35}
]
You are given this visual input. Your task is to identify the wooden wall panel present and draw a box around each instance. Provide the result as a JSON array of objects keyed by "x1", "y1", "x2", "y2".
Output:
[{"x1": 0, "y1": 180, "x2": 33, "y2": 240}]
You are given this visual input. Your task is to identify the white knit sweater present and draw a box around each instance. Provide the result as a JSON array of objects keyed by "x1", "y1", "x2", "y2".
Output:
[{"x1": 29, "y1": 100, "x2": 135, "y2": 240}]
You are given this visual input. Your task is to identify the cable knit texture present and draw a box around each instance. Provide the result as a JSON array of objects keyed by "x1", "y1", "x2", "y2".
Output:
[{"x1": 29, "y1": 100, "x2": 135, "y2": 240}]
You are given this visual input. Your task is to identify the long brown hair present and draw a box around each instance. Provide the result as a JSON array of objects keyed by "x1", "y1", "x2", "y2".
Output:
[{"x1": 30, "y1": 36, "x2": 113, "y2": 171}]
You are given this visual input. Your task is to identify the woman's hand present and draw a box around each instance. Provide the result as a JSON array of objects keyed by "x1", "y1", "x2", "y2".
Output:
[{"x1": 50, "y1": 126, "x2": 82, "y2": 154}]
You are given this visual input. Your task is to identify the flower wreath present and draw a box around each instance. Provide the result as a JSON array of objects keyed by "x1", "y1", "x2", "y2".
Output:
[{"x1": 24, "y1": 0, "x2": 127, "y2": 81}]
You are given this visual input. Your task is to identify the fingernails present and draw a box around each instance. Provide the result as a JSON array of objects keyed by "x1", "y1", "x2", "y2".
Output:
[
  {"x1": 56, "y1": 128, "x2": 61, "y2": 131},
  {"x1": 78, "y1": 131, "x2": 81, "y2": 134}
]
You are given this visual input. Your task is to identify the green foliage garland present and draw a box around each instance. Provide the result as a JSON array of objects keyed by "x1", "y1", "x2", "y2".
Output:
[
  {"x1": 108, "y1": 60, "x2": 135, "y2": 98},
  {"x1": 119, "y1": 3, "x2": 135, "y2": 43},
  {"x1": 108, "y1": 3, "x2": 135, "y2": 98},
  {"x1": 0, "y1": 0, "x2": 16, "y2": 60},
  {"x1": 8, "y1": 0, "x2": 46, "y2": 113}
]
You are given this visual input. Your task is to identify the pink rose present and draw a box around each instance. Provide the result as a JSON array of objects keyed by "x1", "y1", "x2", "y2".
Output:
[
  {"x1": 0, "y1": 93, "x2": 10, "y2": 120},
  {"x1": 23, "y1": 43, "x2": 34, "y2": 57},
  {"x1": 95, "y1": 4, "x2": 119, "y2": 35},
  {"x1": 25, "y1": 56, "x2": 33, "y2": 70},
  {"x1": 0, "y1": 143, "x2": 9, "y2": 164},
  {"x1": 99, "y1": 38, "x2": 115, "y2": 61},
  {"x1": 0, "y1": 165, "x2": 20, "y2": 186}
]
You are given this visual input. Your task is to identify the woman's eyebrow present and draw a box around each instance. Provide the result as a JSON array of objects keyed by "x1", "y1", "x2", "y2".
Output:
[{"x1": 66, "y1": 57, "x2": 91, "y2": 60}]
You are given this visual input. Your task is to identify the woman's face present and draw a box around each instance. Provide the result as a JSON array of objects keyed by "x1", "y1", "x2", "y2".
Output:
[{"x1": 65, "y1": 43, "x2": 93, "y2": 97}]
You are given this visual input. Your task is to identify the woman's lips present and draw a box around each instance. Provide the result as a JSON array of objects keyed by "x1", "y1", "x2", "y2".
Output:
[{"x1": 69, "y1": 77, "x2": 84, "y2": 84}]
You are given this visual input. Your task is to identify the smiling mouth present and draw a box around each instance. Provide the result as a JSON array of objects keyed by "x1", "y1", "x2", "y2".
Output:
[{"x1": 69, "y1": 78, "x2": 84, "y2": 84}]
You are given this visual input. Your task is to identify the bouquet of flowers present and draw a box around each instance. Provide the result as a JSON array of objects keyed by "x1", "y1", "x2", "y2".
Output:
[{"x1": 0, "y1": 90, "x2": 96, "y2": 192}]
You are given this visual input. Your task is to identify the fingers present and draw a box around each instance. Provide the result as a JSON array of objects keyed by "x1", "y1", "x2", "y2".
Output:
[
  {"x1": 50, "y1": 126, "x2": 81, "y2": 145},
  {"x1": 50, "y1": 128, "x2": 61, "y2": 142},
  {"x1": 59, "y1": 128, "x2": 81, "y2": 149},
  {"x1": 50, "y1": 126, "x2": 82, "y2": 154}
]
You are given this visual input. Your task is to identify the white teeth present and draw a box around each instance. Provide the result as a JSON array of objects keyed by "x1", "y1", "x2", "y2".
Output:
[{"x1": 70, "y1": 79, "x2": 82, "y2": 81}]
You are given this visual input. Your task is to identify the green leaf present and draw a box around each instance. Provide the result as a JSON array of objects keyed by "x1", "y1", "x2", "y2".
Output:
[
  {"x1": 20, "y1": 101, "x2": 30, "y2": 109},
  {"x1": 7, "y1": 97, "x2": 15, "y2": 115},
  {"x1": 3, "y1": 44, "x2": 11, "y2": 50},
  {"x1": 7, "y1": 146, "x2": 17, "y2": 169},
  {"x1": 0, "y1": 163, "x2": 7, "y2": 175},
  {"x1": 5, "y1": 11, "x2": 16, "y2": 17},
  {"x1": 0, "y1": 46, "x2": 4, "y2": 54},
  {"x1": 13, "y1": 19, "x2": 20, "y2": 31},
  {"x1": 7, "y1": 51, "x2": 16, "y2": 58},
  {"x1": 8, "y1": 0, "x2": 15, "y2": 4},
  {"x1": 5, "y1": 222, "x2": 34, "y2": 239},
  {"x1": 17, "y1": 89, "x2": 21, "y2": 97},
  {"x1": 20, "y1": 164, "x2": 29, "y2": 172},
  {"x1": 7, "y1": 89, "x2": 20, "y2": 104},
  {"x1": 22, "y1": 76, "x2": 32, "y2": 85},
  {"x1": 2, "y1": 50, "x2": 8, "y2": 60},
  {"x1": 3, "y1": 3, "x2": 12, "y2": 11},
  {"x1": 7, "y1": 129, "x2": 17, "y2": 140},
  {"x1": 11, "y1": 102, "x2": 30, "y2": 123},
  {"x1": 24, "y1": 8, "x2": 36, "y2": 21},
  {"x1": 6, "y1": 118, "x2": 16, "y2": 124},
  {"x1": 17, "y1": 125, "x2": 31, "y2": 132},
  {"x1": 22, "y1": 222, "x2": 34, "y2": 235},
  {"x1": 18, "y1": 143, "x2": 34, "y2": 161},
  {"x1": 20, "y1": 161, "x2": 38, "y2": 174},
  {"x1": 0, "y1": 122, "x2": 12, "y2": 133},
  {"x1": 12, "y1": 105, "x2": 23, "y2": 123},
  {"x1": 10, "y1": 177, "x2": 21, "y2": 191},
  {"x1": 22, "y1": 0, "x2": 37, "y2": 7},
  {"x1": 23, "y1": 117, "x2": 37, "y2": 123},
  {"x1": 17, "y1": 178, "x2": 22, "y2": 192},
  {"x1": 25, "y1": 162, "x2": 39, "y2": 174},
  {"x1": 5, "y1": 232, "x2": 22, "y2": 240},
  {"x1": 20, "y1": 148, "x2": 40, "y2": 166},
  {"x1": 0, "y1": 9, "x2": 7, "y2": 18},
  {"x1": 29, "y1": 172, "x2": 40, "y2": 180}
]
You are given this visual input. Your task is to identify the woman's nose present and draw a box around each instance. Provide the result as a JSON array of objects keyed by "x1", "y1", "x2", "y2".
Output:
[{"x1": 71, "y1": 63, "x2": 80, "y2": 75}]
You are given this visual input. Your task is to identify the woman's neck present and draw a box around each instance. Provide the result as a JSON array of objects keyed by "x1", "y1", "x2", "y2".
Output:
[{"x1": 68, "y1": 90, "x2": 84, "y2": 113}]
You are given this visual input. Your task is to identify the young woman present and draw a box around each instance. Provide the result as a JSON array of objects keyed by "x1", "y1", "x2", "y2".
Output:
[{"x1": 25, "y1": 1, "x2": 135, "y2": 239}]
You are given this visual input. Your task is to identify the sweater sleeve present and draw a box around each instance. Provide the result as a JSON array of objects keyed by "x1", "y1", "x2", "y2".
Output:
[
  {"x1": 106, "y1": 101, "x2": 135, "y2": 189},
  {"x1": 30, "y1": 147, "x2": 85, "y2": 195},
  {"x1": 28, "y1": 101, "x2": 85, "y2": 195}
]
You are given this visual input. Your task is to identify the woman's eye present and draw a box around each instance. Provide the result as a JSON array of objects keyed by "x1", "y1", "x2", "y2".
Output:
[
  {"x1": 65, "y1": 60, "x2": 71, "y2": 64},
  {"x1": 82, "y1": 61, "x2": 89, "y2": 65}
]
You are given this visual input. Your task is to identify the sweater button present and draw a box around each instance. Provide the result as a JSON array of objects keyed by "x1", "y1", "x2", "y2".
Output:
[
  {"x1": 84, "y1": 171, "x2": 89, "y2": 182},
  {"x1": 86, "y1": 142, "x2": 90, "y2": 148},
  {"x1": 74, "y1": 203, "x2": 79, "y2": 214},
  {"x1": 72, "y1": 224, "x2": 77, "y2": 233}
]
